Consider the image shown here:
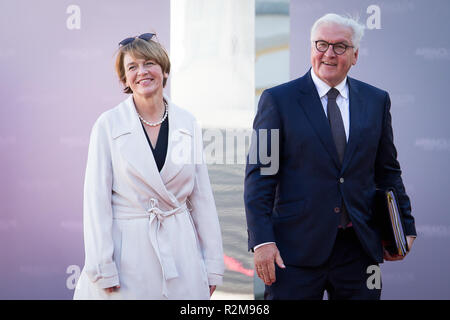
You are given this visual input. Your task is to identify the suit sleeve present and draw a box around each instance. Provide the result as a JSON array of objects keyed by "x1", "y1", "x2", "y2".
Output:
[
  {"x1": 244, "y1": 90, "x2": 282, "y2": 251},
  {"x1": 374, "y1": 93, "x2": 417, "y2": 236},
  {"x1": 187, "y1": 121, "x2": 225, "y2": 286},
  {"x1": 82, "y1": 116, "x2": 120, "y2": 288}
]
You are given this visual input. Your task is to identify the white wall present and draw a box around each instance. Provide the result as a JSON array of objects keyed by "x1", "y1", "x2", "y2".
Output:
[{"x1": 170, "y1": 0, "x2": 255, "y2": 129}]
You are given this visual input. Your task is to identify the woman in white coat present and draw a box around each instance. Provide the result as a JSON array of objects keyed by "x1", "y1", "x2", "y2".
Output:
[{"x1": 73, "y1": 33, "x2": 224, "y2": 299}]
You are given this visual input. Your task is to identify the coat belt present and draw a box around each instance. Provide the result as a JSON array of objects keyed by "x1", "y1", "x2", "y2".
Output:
[{"x1": 113, "y1": 198, "x2": 188, "y2": 298}]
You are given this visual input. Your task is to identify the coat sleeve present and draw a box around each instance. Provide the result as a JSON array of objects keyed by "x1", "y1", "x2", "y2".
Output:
[
  {"x1": 244, "y1": 90, "x2": 282, "y2": 251},
  {"x1": 82, "y1": 115, "x2": 120, "y2": 288},
  {"x1": 374, "y1": 93, "x2": 417, "y2": 237},
  {"x1": 187, "y1": 121, "x2": 225, "y2": 286}
]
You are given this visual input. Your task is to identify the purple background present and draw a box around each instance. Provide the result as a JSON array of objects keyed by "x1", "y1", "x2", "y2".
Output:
[
  {"x1": 0, "y1": 0, "x2": 169, "y2": 299},
  {"x1": 291, "y1": 0, "x2": 450, "y2": 299}
]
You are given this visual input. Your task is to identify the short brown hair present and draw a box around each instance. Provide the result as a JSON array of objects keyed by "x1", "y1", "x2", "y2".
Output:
[{"x1": 115, "y1": 37, "x2": 171, "y2": 94}]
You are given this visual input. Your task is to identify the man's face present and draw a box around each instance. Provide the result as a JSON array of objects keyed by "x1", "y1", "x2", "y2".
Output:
[{"x1": 311, "y1": 23, "x2": 358, "y2": 87}]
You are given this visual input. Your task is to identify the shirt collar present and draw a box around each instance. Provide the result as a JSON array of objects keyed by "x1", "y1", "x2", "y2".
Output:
[{"x1": 310, "y1": 68, "x2": 349, "y2": 100}]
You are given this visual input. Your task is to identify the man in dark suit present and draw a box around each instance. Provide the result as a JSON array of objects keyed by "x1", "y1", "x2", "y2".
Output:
[{"x1": 244, "y1": 13, "x2": 417, "y2": 300}]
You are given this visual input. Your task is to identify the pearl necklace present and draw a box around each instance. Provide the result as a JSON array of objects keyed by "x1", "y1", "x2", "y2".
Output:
[{"x1": 138, "y1": 100, "x2": 168, "y2": 127}]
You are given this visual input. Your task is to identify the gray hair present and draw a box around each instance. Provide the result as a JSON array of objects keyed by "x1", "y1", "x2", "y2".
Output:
[{"x1": 310, "y1": 13, "x2": 365, "y2": 50}]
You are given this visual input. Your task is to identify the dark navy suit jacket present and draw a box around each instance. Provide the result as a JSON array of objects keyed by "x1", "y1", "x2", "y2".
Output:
[{"x1": 244, "y1": 70, "x2": 417, "y2": 266}]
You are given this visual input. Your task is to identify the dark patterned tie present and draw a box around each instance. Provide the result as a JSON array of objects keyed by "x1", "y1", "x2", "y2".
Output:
[
  {"x1": 327, "y1": 88, "x2": 350, "y2": 228},
  {"x1": 327, "y1": 88, "x2": 346, "y2": 164}
]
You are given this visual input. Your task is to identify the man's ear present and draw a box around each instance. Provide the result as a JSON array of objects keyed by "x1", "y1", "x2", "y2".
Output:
[{"x1": 352, "y1": 49, "x2": 359, "y2": 66}]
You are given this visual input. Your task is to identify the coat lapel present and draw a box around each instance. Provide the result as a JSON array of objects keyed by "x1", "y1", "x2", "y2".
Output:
[
  {"x1": 297, "y1": 71, "x2": 341, "y2": 170},
  {"x1": 159, "y1": 97, "x2": 192, "y2": 186},
  {"x1": 117, "y1": 96, "x2": 174, "y2": 207},
  {"x1": 341, "y1": 77, "x2": 364, "y2": 175}
]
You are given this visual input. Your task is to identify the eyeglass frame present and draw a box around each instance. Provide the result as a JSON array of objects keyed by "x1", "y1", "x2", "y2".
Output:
[
  {"x1": 314, "y1": 40, "x2": 354, "y2": 55},
  {"x1": 118, "y1": 33, "x2": 156, "y2": 47}
]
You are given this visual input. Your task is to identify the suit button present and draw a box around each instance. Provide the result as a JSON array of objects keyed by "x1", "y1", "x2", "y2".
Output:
[
  {"x1": 339, "y1": 177, "x2": 345, "y2": 183},
  {"x1": 334, "y1": 207, "x2": 340, "y2": 213}
]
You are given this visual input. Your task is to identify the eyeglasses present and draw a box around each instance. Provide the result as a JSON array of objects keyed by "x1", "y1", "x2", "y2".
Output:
[
  {"x1": 118, "y1": 33, "x2": 156, "y2": 47},
  {"x1": 314, "y1": 40, "x2": 354, "y2": 55}
]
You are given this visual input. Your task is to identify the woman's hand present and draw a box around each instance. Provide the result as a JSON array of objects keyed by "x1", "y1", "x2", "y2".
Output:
[
  {"x1": 105, "y1": 285, "x2": 120, "y2": 293},
  {"x1": 209, "y1": 285, "x2": 216, "y2": 297}
]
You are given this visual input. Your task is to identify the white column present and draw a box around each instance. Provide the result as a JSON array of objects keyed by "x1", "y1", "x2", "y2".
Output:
[
  {"x1": 255, "y1": 0, "x2": 290, "y2": 112},
  {"x1": 170, "y1": 0, "x2": 255, "y2": 129}
]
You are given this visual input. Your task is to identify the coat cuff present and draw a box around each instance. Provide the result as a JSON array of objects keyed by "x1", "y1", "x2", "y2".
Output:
[
  {"x1": 86, "y1": 262, "x2": 120, "y2": 289},
  {"x1": 204, "y1": 258, "x2": 225, "y2": 277},
  {"x1": 403, "y1": 220, "x2": 417, "y2": 237},
  {"x1": 204, "y1": 258, "x2": 224, "y2": 286},
  {"x1": 208, "y1": 273, "x2": 223, "y2": 286}
]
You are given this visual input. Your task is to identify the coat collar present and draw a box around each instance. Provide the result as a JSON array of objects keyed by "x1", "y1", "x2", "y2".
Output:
[
  {"x1": 113, "y1": 95, "x2": 192, "y2": 208},
  {"x1": 296, "y1": 70, "x2": 365, "y2": 173}
]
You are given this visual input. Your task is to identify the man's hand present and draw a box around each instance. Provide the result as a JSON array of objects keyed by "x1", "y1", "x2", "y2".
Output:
[
  {"x1": 254, "y1": 243, "x2": 286, "y2": 286},
  {"x1": 383, "y1": 236, "x2": 415, "y2": 261}
]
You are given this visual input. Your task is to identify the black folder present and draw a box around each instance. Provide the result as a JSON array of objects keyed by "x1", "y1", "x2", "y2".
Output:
[{"x1": 374, "y1": 187, "x2": 409, "y2": 256}]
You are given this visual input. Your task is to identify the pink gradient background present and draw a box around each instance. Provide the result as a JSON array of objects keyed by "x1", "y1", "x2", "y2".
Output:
[{"x1": 0, "y1": 0, "x2": 169, "y2": 299}]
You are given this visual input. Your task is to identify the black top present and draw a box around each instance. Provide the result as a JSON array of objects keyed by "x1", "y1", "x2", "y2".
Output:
[{"x1": 141, "y1": 116, "x2": 169, "y2": 172}]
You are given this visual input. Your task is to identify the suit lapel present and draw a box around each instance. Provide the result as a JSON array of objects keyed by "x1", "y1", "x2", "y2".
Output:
[
  {"x1": 118, "y1": 96, "x2": 174, "y2": 207},
  {"x1": 341, "y1": 77, "x2": 364, "y2": 175},
  {"x1": 297, "y1": 71, "x2": 341, "y2": 170}
]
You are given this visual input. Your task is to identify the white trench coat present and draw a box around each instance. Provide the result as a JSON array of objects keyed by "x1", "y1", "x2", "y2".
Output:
[{"x1": 73, "y1": 95, "x2": 224, "y2": 300}]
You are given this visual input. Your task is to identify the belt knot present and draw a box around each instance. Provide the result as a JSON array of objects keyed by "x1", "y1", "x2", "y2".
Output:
[{"x1": 146, "y1": 198, "x2": 164, "y2": 221}]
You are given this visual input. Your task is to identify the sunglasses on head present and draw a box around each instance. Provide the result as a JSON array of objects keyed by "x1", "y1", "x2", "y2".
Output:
[{"x1": 118, "y1": 33, "x2": 156, "y2": 47}]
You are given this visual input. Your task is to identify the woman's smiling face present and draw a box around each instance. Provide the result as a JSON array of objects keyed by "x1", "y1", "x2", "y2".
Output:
[{"x1": 123, "y1": 53, "x2": 168, "y2": 98}]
